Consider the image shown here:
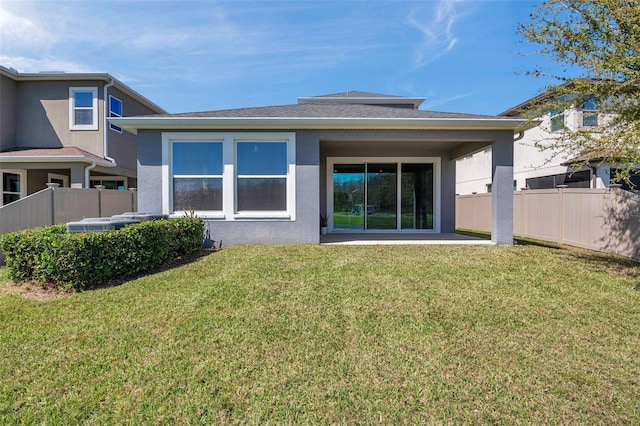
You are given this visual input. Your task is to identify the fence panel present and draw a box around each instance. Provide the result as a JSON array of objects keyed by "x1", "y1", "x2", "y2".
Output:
[
  {"x1": 520, "y1": 189, "x2": 563, "y2": 243},
  {"x1": 456, "y1": 188, "x2": 640, "y2": 259},
  {"x1": 53, "y1": 188, "x2": 100, "y2": 224},
  {"x1": 562, "y1": 189, "x2": 607, "y2": 251},
  {"x1": 0, "y1": 189, "x2": 53, "y2": 234},
  {"x1": 100, "y1": 190, "x2": 135, "y2": 217}
]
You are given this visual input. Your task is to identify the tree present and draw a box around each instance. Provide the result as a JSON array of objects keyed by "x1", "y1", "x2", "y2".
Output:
[{"x1": 518, "y1": 0, "x2": 640, "y2": 185}]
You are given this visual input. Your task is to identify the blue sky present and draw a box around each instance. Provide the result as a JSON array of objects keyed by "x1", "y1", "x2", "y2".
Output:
[{"x1": 1, "y1": 0, "x2": 566, "y2": 115}]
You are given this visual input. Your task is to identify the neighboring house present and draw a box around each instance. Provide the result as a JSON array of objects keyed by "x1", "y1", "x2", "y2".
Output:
[
  {"x1": 456, "y1": 85, "x2": 639, "y2": 194},
  {"x1": 0, "y1": 65, "x2": 166, "y2": 206},
  {"x1": 111, "y1": 91, "x2": 534, "y2": 245}
]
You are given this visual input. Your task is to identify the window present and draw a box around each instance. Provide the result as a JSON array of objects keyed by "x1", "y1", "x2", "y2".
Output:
[
  {"x1": 162, "y1": 132, "x2": 296, "y2": 219},
  {"x1": 89, "y1": 176, "x2": 128, "y2": 190},
  {"x1": 582, "y1": 96, "x2": 599, "y2": 127},
  {"x1": 526, "y1": 170, "x2": 591, "y2": 189},
  {"x1": 550, "y1": 109, "x2": 564, "y2": 132},
  {"x1": 172, "y1": 142, "x2": 223, "y2": 212},
  {"x1": 109, "y1": 95, "x2": 123, "y2": 133},
  {"x1": 1, "y1": 170, "x2": 26, "y2": 206},
  {"x1": 48, "y1": 173, "x2": 69, "y2": 187},
  {"x1": 69, "y1": 87, "x2": 98, "y2": 130},
  {"x1": 236, "y1": 142, "x2": 287, "y2": 211}
]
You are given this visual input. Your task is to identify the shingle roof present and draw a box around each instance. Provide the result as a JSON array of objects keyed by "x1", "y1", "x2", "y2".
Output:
[
  {"x1": 0, "y1": 146, "x2": 104, "y2": 160},
  {"x1": 155, "y1": 103, "x2": 499, "y2": 120}
]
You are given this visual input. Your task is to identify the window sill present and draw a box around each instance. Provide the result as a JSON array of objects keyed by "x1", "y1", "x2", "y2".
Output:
[
  {"x1": 233, "y1": 212, "x2": 292, "y2": 220},
  {"x1": 170, "y1": 212, "x2": 225, "y2": 219},
  {"x1": 70, "y1": 126, "x2": 98, "y2": 131}
]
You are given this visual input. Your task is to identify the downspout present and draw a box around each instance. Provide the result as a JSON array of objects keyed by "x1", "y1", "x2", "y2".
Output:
[
  {"x1": 514, "y1": 131, "x2": 525, "y2": 142},
  {"x1": 84, "y1": 161, "x2": 97, "y2": 188},
  {"x1": 103, "y1": 79, "x2": 117, "y2": 164}
]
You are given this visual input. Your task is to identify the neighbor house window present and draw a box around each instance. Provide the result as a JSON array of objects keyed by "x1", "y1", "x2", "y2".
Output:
[
  {"x1": 582, "y1": 96, "x2": 599, "y2": 127},
  {"x1": 69, "y1": 87, "x2": 98, "y2": 130},
  {"x1": 163, "y1": 132, "x2": 296, "y2": 219},
  {"x1": 89, "y1": 176, "x2": 128, "y2": 190},
  {"x1": 550, "y1": 109, "x2": 564, "y2": 132},
  {"x1": 172, "y1": 141, "x2": 223, "y2": 212},
  {"x1": 236, "y1": 142, "x2": 288, "y2": 211},
  {"x1": 1, "y1": 170, "x2": 26, "y2": 206},
  {"x1": 109, "y1": 95, "x2": 123, "y2": 133}
]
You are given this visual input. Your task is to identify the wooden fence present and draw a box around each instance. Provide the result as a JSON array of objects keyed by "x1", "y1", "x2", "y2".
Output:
[
  {"x1": 0, "y1": 186, "x2": 137, "y2": 264},
  {"x1": 456, "y1": 187, "x2": 640, "y2": 259}
]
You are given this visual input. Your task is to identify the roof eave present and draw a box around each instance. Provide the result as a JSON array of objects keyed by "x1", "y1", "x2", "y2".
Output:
[
  {"x1": 110, "y1": 117, "x2": 539, "y2": 134},
  {"x1": 0, "y1": 66, "x2": 167, "y2": 115},
  {"x1": 0, "y1": 155, "x2": 115, "y2": 166}
]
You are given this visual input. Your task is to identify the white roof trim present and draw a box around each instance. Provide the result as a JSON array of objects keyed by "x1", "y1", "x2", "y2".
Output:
[{"x1": 109, "y1": 116, "x2": 539, "y2": 134}]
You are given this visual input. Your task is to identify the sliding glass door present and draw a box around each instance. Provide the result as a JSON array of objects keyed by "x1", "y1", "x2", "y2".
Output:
[{"x1": 331, "y1": 160, "x2": 434, "y2": 231}]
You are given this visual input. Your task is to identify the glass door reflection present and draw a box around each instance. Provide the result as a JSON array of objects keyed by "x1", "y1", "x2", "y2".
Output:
[{"x1": 332, "y1": 164, "x2": 365, "y2": 230}]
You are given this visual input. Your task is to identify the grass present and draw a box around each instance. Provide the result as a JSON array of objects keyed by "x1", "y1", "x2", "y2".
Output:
[
  {"x1": 333, "y1": 212, "x2": 433, "y2": 229},
  {"x1": 1, "y1": 244, "x2": 639, "y2": 424}
]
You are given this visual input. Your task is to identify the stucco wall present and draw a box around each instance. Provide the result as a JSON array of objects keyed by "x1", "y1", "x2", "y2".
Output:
[
  {"x1": 106, "y1": 86, "x2": 161, "y2": 179},
  {"x1": 136, "y1": 130, "x2": 320, "y2": 245},
  {"x1": 15, "y1": 80, "x2": 104, "y2": 155},
  {"x1": 0, "y1": 74, "x2": 17, "y2": 151},
  {"x1": 137, "y1": 128, "x2": 514, "y2": 244}
]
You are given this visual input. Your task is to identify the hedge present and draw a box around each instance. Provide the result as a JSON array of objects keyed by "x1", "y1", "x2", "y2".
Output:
[{"x1": 0, "y1": 217, "x2": 204, "y2": 290}]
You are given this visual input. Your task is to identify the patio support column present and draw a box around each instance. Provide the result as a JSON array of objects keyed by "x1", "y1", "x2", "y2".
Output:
[
  {"x1": 491, "y1": 135, "x2": 514, "y2": 245},
  {"x1": 70, "y1": 165, "x2": 85, "y2": 188}
]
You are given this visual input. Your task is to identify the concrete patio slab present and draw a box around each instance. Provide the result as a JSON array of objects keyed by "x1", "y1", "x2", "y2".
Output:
[{"x1": 320, "y1": 233, "x2": 494, "y2": 245}]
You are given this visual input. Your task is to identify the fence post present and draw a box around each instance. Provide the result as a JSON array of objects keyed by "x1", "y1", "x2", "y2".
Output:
[
  {"x1": 95, "y1": 185, "x2": 105, "y2": 217},
  {"x1": 557, "y1": 185, "x2": 568, "y2": 244},
  {"x1": 471, "y1": 192, "x2": 477, "y2": 231},
  {"x1": 520, "y1": 188, "x2": 527, "y2": 238},
  {"x1": 129, "y1": 187, "x2": 137, "y2": 212},
  {"x1": 46, "y1": 183, "x2": 59, "y2": 225}
]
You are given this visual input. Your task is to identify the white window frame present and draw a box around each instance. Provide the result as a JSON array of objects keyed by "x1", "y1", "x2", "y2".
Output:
[
  {"x1": 580, "y1": 96, "x2": 600, "y2": 128},
  {"x1": 48, "y1": 173, "x2": 69, "y2": 187},
  {"x1": 171, "y1": 140, "x2": 224, "y2": 216},
  {"x1": 326, "y1": 157, "x2": 441, "y2": 233},
  {"x1": 549, "y1": 109, "x2": 564, "y2": 132},
  {"x1": 109, "y1": 95, "x2": 123, "y2": 133},
  {"x1": 1, "y1": 169, "x2": 27, "y2": 207},
  {"x1": 69, "y1": 87, "x2": 98, "y2": 130},
  {"x1": 162, "y1": 132, "x2": 296, "y2": 220}
]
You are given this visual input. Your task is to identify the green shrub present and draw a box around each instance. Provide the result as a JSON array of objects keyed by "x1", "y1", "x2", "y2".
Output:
[{"x1": 0, "y1": 218, "x2": 204, "y2": 290}]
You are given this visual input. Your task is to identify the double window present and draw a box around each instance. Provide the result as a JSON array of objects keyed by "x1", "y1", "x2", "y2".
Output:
[
  {"x1": 69, "y1": 87, "x2": 98, "y2": 130},
  {"x1": 165, "y1": 133, "x2": 295, "y2": 219}
]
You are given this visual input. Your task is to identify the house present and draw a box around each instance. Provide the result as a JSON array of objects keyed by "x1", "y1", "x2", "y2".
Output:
[
  {"x1": 456, "y1": 84, "x2": 640, "y2": 194},
  {"x1": 110, "y1": 91, "x2": 535, "y2": 245},
  {"x1": 0, "y1": 65, "x2": 166, "y2": 206}
]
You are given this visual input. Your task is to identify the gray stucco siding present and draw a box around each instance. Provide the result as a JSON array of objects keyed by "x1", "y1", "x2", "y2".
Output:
[
  {"x1": 0, "y1": 74, "x2": 17, "y2": 151},
  {"x1": 136, "y1": 128, "x2": 514, "y2": 244},
  {"x1": 136, "y1": 129, "x2": 320, "y2": 245}
]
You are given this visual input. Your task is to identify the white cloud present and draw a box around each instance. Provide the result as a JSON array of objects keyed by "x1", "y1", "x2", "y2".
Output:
[
  {"x1": 0, "y1": 4, "x2": 52, "y2": 48},
  {"x1": 0, "y1": 55, "x2": 100, "y2": 73},
  {"x1": 408, "y1": 0, "x2": 462, "y2": 67}
]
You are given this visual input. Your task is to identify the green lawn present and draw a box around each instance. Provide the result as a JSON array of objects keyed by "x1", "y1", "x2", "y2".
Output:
[{"x1": 1, "y1": 244, "x2": 639, "y2": 424}]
